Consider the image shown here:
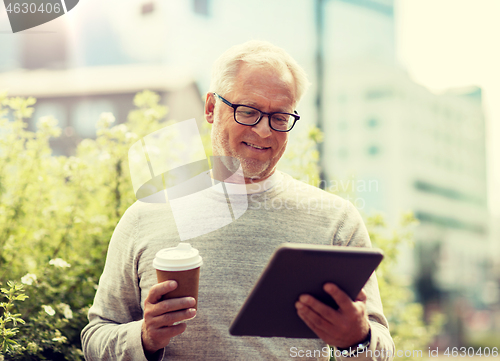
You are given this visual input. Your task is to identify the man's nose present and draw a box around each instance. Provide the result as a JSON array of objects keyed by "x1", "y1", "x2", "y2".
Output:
[{"x1": 251, "y1": 115, "x2": 272, "y2": 138}]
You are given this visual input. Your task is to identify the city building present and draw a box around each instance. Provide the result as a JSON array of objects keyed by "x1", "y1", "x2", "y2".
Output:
[
  {"x1": 0, "y1": 64, "x2": 204, "y2": 155},
  {"x1": 316, "y1": 0, "x2": 496, "y2": 346},
  {"x1": 322, "y1": 60, "x2": 493, "y2": 345}
]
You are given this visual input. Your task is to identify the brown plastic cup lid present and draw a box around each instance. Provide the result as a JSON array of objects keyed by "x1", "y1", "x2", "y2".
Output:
[{"x1": 153, "y1": 243, "x2": 203, "y2": 271}]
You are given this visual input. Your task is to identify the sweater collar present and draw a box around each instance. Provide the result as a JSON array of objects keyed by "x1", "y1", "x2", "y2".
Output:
[{"x1": 210, "y1": 170, "x2": 283, "y2": 195}]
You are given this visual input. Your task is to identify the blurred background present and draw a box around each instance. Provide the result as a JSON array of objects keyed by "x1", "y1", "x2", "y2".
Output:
[{"x1": 1, "y1": 0, "x2": 499, "y2": 353}]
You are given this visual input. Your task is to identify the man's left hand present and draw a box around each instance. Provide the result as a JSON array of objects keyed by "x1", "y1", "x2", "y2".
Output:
[{"x1": 295, "y1": 283, "x2": 370, "y2": 348}]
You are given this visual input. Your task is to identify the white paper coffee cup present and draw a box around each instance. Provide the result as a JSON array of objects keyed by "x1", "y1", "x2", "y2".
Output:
[{"x1": 153, "y1": 243, "x2": 203, "y2": 312}]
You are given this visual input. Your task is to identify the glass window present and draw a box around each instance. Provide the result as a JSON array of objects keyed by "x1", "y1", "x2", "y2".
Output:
[
  {"x1": 338, "y1": 147, "x2": 348, "y2": 159},
  {"x1": 141, "y1": 1, "x2": 155, "y2": 15},
  {"x1": 367, "y1": 145, "x2": 380, "y2": 156},
  {"x1": 338, "y1": 120, "x2": 348, "y2": 131},
  {"x1": 337, "y1": 93, "x2": 347, "y2": 103},
  {"x1": 365, "y1": 88, "x2": 393, "y2": 100},
  {"x1": 367, "y1": 117, "x2": 379, "y2": 128},
  {"x1": 193, "y1": 0, "x2": 209, "y2": 16},
  {"x1": 72, "y1": 99, "x2": 116, "y2": 138},
  {"x1": 31, "y1": 101, "x2": 67, "y2": 131}
]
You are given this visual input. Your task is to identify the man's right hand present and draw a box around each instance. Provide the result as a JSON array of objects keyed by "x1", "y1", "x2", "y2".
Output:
[{"x1": 141, "y1": 280, "x2": 197, "y2": 355}]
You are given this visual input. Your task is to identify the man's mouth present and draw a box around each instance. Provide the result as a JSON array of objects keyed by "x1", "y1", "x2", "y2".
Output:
[{"x1": 243, "y1": 142, "x2": 270, "y2": 150}]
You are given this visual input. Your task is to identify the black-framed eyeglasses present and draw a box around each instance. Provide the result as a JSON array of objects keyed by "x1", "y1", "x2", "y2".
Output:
[{"x1": 213, "y1": 92, "x2": 300, "y2": 132}]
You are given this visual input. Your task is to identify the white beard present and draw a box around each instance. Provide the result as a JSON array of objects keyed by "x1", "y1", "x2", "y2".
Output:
[{"x1": 211, "y1": 124, "x2": 271, "y2": 181}]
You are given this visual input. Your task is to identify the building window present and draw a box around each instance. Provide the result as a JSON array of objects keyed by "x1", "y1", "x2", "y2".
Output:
[
  {"x1": 338, "y1": 147, "x2": 349, "y2": 159},
  {"x1": 365, "y1": 88, "x2": 393, "y2": 100},
  {"x1": 367, "y1": 145, "x2": 380, "y2": 156},
  {"x1": 367, "y1": 117, "x2": 379, "y2": 128},
  {"x1": 21, "y1": 21, "x2": 67, "y2": 69},
  {"x1": 337, "y1": 120, "x2": 348, "y2": 131},
  {"x1": 31, "y1": 102, "x2": 67, "y2": 131},
  {"x1": 415, "y1": 211, "x2": 486, "y2": 235},
  {"x1": 193, "y1": 0, "x2": 209, "y2": 16},
  {"x1": 141, "y1": 1, "x2": 155, "y2": 15},
  {"x1": 72, "y1": 99, "x2": 116, "y2": 138}
]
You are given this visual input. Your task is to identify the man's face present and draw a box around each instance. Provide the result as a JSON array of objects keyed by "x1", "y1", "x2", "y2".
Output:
[{"x1": 205, "y1": 64, "x2": 296, "y2": 183}]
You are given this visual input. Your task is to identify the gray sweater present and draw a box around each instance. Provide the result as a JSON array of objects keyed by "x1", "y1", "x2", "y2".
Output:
[{"x1": 81, "y1": 171, "x2": 395, "y2": 360}]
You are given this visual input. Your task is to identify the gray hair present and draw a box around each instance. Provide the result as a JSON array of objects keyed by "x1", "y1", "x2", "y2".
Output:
[{"x1": 209, "y1": 40, "x2": 310, "y2": 105}]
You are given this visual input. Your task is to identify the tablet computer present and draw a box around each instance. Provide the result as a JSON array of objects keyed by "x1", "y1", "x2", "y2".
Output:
[{"x1": 229, "y1": 243, "x2": 383, "y2": 338}]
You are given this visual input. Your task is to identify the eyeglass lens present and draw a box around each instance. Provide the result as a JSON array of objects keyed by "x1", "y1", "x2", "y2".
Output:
[{"x1": 235, "y1": 106, "x2": 294, "y2": 131}]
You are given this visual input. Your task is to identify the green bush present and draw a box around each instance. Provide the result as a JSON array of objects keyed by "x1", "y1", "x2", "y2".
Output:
[
  {"x1": 0, "y1": 90, "x2": 167, "y2": 360},
  {"x1": 366, "y1": 213, "x2": 444, "y2": 360},
  {"x1": 0, "y1": 91, "x2": 441, "y2": 359}
]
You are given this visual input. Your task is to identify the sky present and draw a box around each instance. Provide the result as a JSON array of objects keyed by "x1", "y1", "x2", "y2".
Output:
[{"x1": 395, "y1": 0, "x2": 500, "y2": 218}]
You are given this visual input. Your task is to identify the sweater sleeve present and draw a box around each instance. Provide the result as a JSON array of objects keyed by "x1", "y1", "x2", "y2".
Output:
[
  {"x1": 81, "y1": 205, "x2": 163, "y2": 361},
  {"x1": 332, "y1": 201, "x2": 395, "y2": 361}
]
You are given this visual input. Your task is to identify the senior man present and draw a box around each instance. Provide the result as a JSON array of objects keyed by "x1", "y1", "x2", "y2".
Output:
[{"x1": 82, "y1": 40, "x2": 395, "y2": 360}]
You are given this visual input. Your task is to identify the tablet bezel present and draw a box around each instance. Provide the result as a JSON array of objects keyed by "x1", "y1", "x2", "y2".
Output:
[{"x1": 229, "y1": 243, "x2": 384, "y2": 338}]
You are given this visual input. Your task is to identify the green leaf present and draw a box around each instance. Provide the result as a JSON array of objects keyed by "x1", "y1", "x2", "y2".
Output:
[{"x1": 13, "y1": 294, "x2": 29, "y2": 301}]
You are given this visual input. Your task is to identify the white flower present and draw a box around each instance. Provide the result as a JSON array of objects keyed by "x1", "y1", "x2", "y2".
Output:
[
  {"x1": 125, "y1": 132, "x2": 138, "y2": 140},
  {"x1": 100, "y1": 112, "x2": 115, "y2": 123},
  {"x1": 52, "y1": 329, "x2": 67, "y2": 343},
  {"x1": 49, "y1": 258, "x2": 71, "y2": 268},
  {"x1": 58, "y1": 303, "x2": 73, "y2": 319},
  {"x1": 21, "y1": 273, "x2": 37, "y2": 286},
  {"x1": 90, "y1": 214, "x2": 108, "y2": 225},
  {"x1": 38, "y1": 115, "x2": 58, "y2": 128},
  {"x1": 98, "y1": 152, "x2": 111, "y2": 161},
  {"x1": 145, "y1": 109, "x2": 157, "y2": 118},
  {"x1": 52, "y1": 336, "x2": 67, "y2": 343},
  {"x1": 42, "y1": 305, "x2": 55, "y2": 316},
  {"x1": 116, "y1": 123, "x2": 128, "y2": 133},
  {"x1": 37, "y1": 116, "x2": 61, "y2": 137},
  {"x1": 27, "y1": 342, "x2": 39, "y2": 353},
  {"x1": 33, "y1": 229, "x2": 47, "y2": 241},
  {"x1": 97, "y1": 112, "x2": 116, "y2": 129}
]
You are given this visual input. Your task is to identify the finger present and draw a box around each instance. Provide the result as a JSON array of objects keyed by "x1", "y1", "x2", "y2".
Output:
[
  {"x1": 323, "y1": 283, "x2": 356, "y2": 312},
  {"x1": 146, "y1": 321, "x2": 188, "y2": 347},
  {"x1": 145, "y1": 281, "x2": 178, "y2": 305},
  {"x1": 356, "y1": 289, "x2": 367, "y2": 303},
  {"x1": 149, "y1": 307, "x2": 197, "y2": 329},
  {"x1": 149, "y1": 297, "x2": 196, "y2": 318},
  {"x1": 295, "y1": 302, "x2": 331, "y2": 340},
  {"x1": 296, "y1": 294, "x2": 339, "y2": 325}
]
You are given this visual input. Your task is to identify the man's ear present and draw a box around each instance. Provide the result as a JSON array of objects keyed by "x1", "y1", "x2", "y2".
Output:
[{"x1": 205, "y1": 92, "x2": 216, "y2": 124}]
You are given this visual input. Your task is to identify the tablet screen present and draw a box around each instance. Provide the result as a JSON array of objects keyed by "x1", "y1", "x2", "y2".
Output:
[{"x1": 229, "y1": 243, "x2": 383, "y2": 338}]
